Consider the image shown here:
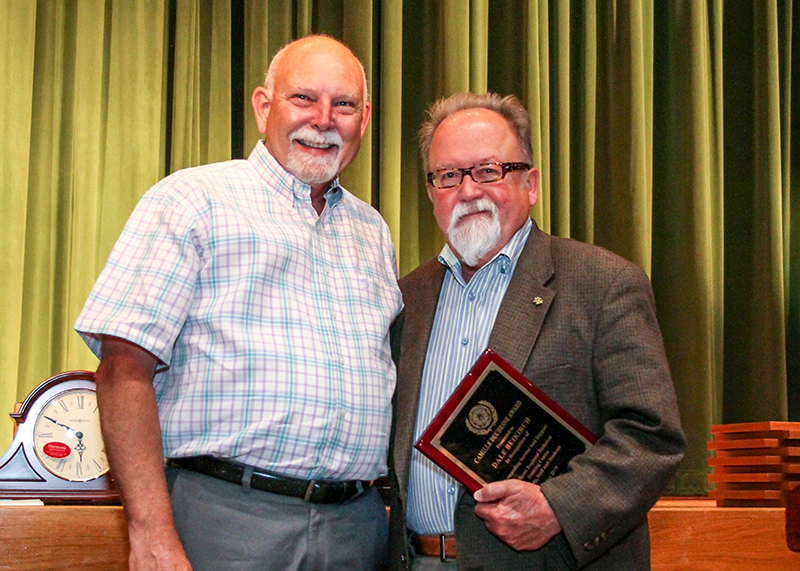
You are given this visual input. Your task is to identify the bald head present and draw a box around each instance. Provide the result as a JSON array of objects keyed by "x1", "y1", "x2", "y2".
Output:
[
  {"x1": 264, "y1": 36, "x2": 369, "y2": 103},
  {"x1": 250, "y1": 35, "x2": 372, "y2": 197}
]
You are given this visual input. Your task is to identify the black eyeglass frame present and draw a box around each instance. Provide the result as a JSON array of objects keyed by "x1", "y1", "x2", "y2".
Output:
[{"x1": 426, "y1": 162, "x2": 532, "y2": 189}]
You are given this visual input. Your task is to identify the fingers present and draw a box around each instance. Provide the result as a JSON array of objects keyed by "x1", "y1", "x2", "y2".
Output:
[
  {"x1": 472, "y1": 481, "x2": 562, "y2": 551},
  {"x1": 474, "y1": 479, "x2": 535, "y2": 503}
]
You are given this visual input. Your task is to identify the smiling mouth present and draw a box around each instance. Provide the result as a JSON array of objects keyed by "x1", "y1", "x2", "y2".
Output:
[
  {"x1": 452, "y1": 210, "x2": 493, "y2": 229},
  {"x1": 295, "y1": 139, "x2": 338, "y2": 151},
  {"x1": 458, "y1": 210, "x2": 491, "y2": 221}
]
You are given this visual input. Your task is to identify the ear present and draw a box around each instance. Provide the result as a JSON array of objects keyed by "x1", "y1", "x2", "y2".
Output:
[
  {"x1": 251, "y1": 87, "x2": 270, "y2": 134},
  {"x1": 426, "y1": 183, "x2": 435, "y2": 202},
  {"x1": 526, "y1": 167, "x2": 539, "y2": 207},
  {"x1": 358, "y1": 101, "x2": 372, "y2": 139}
]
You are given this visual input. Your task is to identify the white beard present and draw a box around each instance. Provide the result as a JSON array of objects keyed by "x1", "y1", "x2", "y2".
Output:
[
  {"x1": 447, "y1": 198, "x2": 502, "y2": 267},
  {"x1": 285, "y1": 126, "x2": 344, "y2": 185}
]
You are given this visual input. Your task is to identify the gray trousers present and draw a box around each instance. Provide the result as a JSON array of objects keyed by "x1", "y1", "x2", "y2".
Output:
[{"x1": 167, "y1": 467, "x2": 388, "y2": 571}]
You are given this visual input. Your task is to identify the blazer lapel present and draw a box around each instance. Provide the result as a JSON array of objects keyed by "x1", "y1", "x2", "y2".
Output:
[
  {"x1": 394, "y1": 260, "x2": 446, "y2": 496},
  {"x1": 488, "y1": 224, "x2": 555, "y2": 372},
  {"x1": 395, "y1": 225, "x2": 553, "y2": 492}
]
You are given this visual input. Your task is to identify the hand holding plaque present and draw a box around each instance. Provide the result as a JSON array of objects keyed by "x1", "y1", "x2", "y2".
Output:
[{"x1": 414, "y1": 349, "x2": 597, "y2": 494}]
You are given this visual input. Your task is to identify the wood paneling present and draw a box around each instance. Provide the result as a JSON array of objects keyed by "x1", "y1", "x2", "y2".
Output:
[
  {"x1": 0, "y1": 499, "x2": 797, "y2": 570},
  {"x1": 650, "y1": 498, "x2": 799, "y2": 571},
  {"x1": 0, "y1": 506, "x2": 128, "y2": 571}
]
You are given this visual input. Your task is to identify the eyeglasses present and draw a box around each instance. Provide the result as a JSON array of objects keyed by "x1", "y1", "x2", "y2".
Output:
[{"x1": 426, "y1": 162, "x2": 531, "y2": 189}]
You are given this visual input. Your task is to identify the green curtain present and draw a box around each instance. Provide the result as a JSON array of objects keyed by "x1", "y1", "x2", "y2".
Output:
[
  {"x1": 1, "y1": 0, "x2": 171, "y2": 433},
  {"x1": 1, "y1": 0, "x2": 797, "y2": 497}
]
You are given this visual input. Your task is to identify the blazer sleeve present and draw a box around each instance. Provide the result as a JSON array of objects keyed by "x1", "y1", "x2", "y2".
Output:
[{"x1": 539, "y1": 260, "x2": 685, "y2": 568}]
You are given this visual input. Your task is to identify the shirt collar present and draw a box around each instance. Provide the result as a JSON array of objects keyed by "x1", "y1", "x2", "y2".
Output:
[
  {"x1": 248, "y1": 141, "x2": 343, "y2": 207},
  {"x1": 438, "y1": 218, "x2": 533, "y2": 282}
]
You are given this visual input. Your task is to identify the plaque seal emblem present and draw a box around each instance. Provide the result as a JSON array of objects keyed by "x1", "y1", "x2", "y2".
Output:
[{"x1": 466, "y1": 400, "x2": 498, "y2": 435}]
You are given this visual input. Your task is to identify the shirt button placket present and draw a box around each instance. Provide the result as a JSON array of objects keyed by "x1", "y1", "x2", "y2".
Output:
[{"x1": 460, "y1": 285, "x2": 478, "y2": 350}]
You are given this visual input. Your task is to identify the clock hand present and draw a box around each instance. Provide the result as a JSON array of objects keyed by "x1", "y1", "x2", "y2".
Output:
[
  {"x1": 75, "y1": 434, "x2": 86, "y2": 461},
  {"x1": 43, "y1": 415, "x2": 76, "y2": 433}
]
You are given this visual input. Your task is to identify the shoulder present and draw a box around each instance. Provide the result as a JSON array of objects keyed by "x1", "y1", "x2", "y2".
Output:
[
  {"x1": 398, "y1": 257, "x2": 443, "y2": 295},
  {"x1": 545, "y1": 233, "x2": 632, "y2": 268},
  {"x1": 544, "y1": 234, "x2": 650, "y2": 286},
  {"x1": 337, "y1": 187, "x2": 390, "y2": 227},
  {"x1": 144, "y1": 159, "x2": 249, "y2": 205},
  {"x1": 119, "y1": 160, "x2": 250, "y2": 239}
]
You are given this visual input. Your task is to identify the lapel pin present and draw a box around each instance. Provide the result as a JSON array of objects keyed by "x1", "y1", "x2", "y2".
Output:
[{"x1": 533, "y1": 297, "x2": 543, "y2": 305}]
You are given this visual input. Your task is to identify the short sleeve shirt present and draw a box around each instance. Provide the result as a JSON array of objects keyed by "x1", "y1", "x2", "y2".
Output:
[{"x1": 75, "y1": 142, "x2": 403, "y2": 481}]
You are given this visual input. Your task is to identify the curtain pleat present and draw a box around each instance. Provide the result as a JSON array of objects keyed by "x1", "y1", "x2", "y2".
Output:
[
  {"x1": 170, "y1": 0, "x2": 232, "y2": 171},
  {"x1": 442, "y1": 1, "x2": 471, "y2": 96},
  {"x1": 572, "y1": 0, "x2": 597, "y2": 245},
  {"x1": 338, "y1": 0, "x2": 374, "y2": 205},
  {"x1": 527, "y1": 0, "x2": 551, "y2": 232},
  {"x1": 20, "y1": 0, "x2": 68, "y2": 398},
  {"x1": 722, "y1": 1, "x2": 788, "y2": 425},
  {"x1": 379, "y1": 0, "x2": 404, "y2": 257},
  {"x1": 0, "y1": 0, "x2": 38, "y2": 448},
  {"x1": 651, "y1": 0, "x2": 723, "y2": 494},
  {"x1": 1, "y1": 0, "x2": 797, "y2": 497}
]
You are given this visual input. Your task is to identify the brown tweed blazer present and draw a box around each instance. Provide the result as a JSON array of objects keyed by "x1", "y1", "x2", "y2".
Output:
[{"x1": 387, "y1": 222, "x2": 685, "y2": 571}]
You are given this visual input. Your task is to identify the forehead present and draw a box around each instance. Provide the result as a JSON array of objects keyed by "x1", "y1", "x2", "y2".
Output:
[
  {"x1": 275, "y1": 42, "x2": 364, "y2": 99},
  {"x1": 429, "y1": 108, "x2": 521, "y2": 167}
]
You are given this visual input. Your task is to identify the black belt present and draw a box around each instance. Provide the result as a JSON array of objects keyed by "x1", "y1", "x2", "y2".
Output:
[{"x1": 167, "y1": 456, "x2": 373, "y2": 504}]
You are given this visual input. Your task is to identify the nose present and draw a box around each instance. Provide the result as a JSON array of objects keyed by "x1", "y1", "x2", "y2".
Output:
[
  {"x1": 457, "y1": 172, "x2": 485, "y2": 202},
  {"x1": 311, "y1": 100, "x2": 333, "y2": 130}
]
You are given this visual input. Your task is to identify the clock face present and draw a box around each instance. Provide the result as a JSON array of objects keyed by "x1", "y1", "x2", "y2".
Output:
[{"x1": 32, "y1": 388, "x2": 110, "y2": 482}]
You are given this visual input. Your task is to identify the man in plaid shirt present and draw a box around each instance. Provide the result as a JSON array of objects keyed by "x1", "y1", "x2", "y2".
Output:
[{"x1": 76, "y1": 35, "x2": 401, "y2": 571}]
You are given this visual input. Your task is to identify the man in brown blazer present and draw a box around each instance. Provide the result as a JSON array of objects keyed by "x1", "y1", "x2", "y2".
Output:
[{"x1": 387, "y1": 92, "x2": 685, "y2": 570}]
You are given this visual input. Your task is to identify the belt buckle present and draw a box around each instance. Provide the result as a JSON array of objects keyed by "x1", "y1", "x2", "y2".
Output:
[
  {"x1": 440, "y1": 534, "x2": 455, "y2": 562},
  {"x1": 352, "y1": 480, "x2": 365, "y2": 501},
  {"x1": 303, "y1": 480, "x2": 317, "y2": 502}
]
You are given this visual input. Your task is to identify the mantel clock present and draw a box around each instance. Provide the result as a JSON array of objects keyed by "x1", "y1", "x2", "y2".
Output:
[{"x1": 0, "y1": 371, "x2": 119, "y2": 504}]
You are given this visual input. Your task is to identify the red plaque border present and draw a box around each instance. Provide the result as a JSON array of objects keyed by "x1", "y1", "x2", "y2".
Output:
[{"x1": 414, "y1": 349, "x2": 597, "y2": 494}]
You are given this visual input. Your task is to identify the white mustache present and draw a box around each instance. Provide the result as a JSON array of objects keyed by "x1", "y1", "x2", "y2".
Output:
[
  {"x1": 450, "y1": 198, "x2": 498, "y2": 226},
  {"x1": 290, "y1": 126, "x2": 343, "y2": 149}
]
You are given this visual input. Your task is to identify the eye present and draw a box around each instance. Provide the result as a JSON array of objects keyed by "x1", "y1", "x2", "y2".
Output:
[
  {"x1": 333, "y1": 100, "x2": 358, "y2": 115},
  {"x1": 477, "y1": 165, "x2": 501, "y2": 176},
  {"x1": 290, "y1": 94, "x2": 314, "y2": 106}
]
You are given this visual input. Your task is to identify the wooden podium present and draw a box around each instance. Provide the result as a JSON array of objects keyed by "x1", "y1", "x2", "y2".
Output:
[
  {"x1": 0, "y1": 505, "x2": 128, "y2": 570},
  {"x1": 649, "y1": 498, "x2": 799, "y2": 570},
  {"x1": 1, "y1": 499, "x2": 798, "y2": 570}
]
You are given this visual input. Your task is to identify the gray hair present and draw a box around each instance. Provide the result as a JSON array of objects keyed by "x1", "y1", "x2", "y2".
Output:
[
  {"x1": 419, "y1": 92, "x2": 533, "y2": 171},
  {"x1": 263, "y1": 35, "x2": 369, "y2": 102}
]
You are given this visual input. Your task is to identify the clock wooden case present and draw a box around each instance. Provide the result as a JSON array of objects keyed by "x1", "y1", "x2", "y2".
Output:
[{"x1": 0, "y1": 371, "x2": 119, "y2": 504}]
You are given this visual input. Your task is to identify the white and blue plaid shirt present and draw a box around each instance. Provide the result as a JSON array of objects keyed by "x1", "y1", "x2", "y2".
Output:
[
  {"x1": 76, "y1": 142, "x2": 403, "y2": 481},
  {"x1": 406, "y1": 219, "x2": 532, "y2": 533}
]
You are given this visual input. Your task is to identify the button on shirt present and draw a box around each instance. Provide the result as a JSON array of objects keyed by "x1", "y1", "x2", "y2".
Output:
[
  {"x1": 406, "y1": 219, "x2": 532, "y2": 534},
  {"x1": 75, "y1": 141, "x2": 403, "y2": 481}
]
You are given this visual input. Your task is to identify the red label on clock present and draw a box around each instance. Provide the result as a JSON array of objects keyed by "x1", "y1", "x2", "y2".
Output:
[{"x1": 43, "y1": 442, "x2": 71, "y2": 459}]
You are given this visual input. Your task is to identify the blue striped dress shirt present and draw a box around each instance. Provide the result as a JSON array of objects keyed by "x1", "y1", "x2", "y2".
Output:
[{"x1": 406, "y1": 218, "x2": 533, "y2": 534}]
